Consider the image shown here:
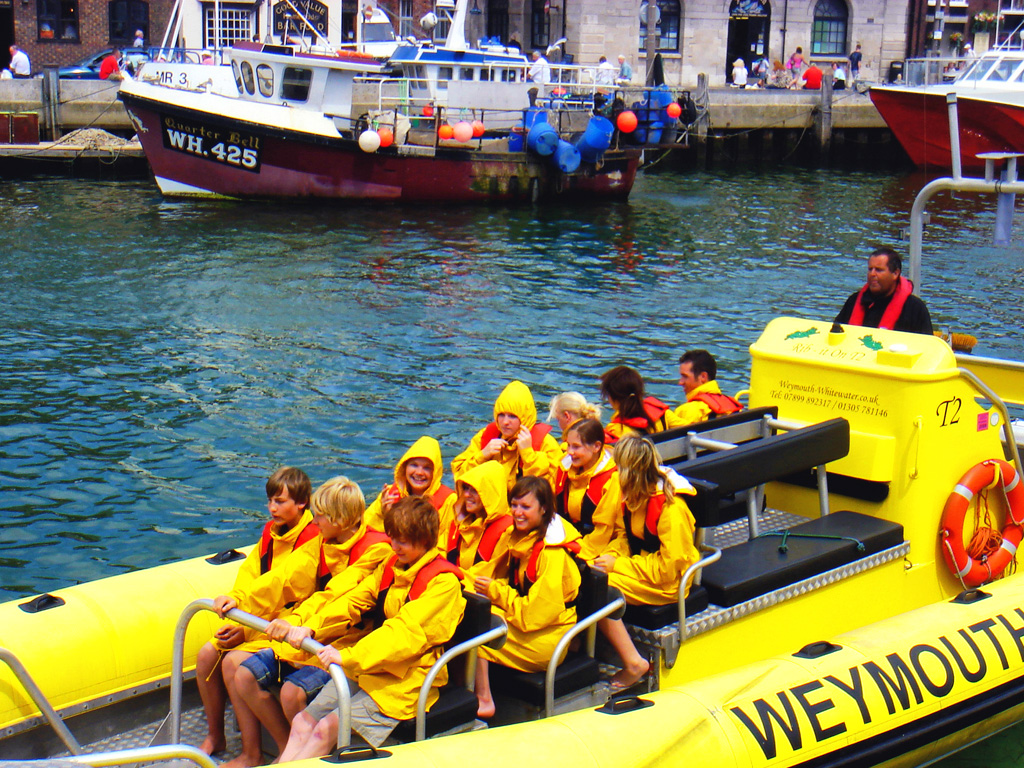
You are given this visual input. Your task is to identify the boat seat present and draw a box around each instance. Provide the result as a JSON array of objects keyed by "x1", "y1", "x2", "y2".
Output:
[
  {"x1": 700, "y1": 510, "x2": 904, "y2": 607},
  {"x1": 653, "y1": 406, "x2": 779, "y2": 464},
  {"x1": 489, "y1": 564, "x2": 624, "y2": 714},
  {"x1": 621, "y1": 585, "x2": 709, "y2": 630},
  {"x1": 391, "y1": 591, "x2": 504, "y2": 742}
]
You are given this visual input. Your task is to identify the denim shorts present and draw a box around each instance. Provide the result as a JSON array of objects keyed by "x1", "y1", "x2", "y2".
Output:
[{"x1": 240, "y1": 648, "x2": 331, "y2": 698}]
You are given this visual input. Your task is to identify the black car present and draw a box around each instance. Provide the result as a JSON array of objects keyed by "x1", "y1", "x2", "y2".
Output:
[{"x1": 58, "y1": 48, "x2": 151, "y2": 79}]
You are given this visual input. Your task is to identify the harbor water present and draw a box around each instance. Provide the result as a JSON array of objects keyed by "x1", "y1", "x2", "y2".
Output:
[{"x1": 0, "y1": 168, "x2": 1022, "y2": 763}]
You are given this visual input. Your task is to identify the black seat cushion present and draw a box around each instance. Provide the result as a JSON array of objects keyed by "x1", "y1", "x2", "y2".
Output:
[
  {"x1": 622, "y1": 585, "x2": 709, "y2": 630},
  {"x1": 391, "y1": 686, "x2": 479, "y2": 742},
  {"x1": 489, "y1": 652, "x2": 600, "y2": 706},
  {"x1": 701, "y1": 510, "x2": 903, "y2": 607}
]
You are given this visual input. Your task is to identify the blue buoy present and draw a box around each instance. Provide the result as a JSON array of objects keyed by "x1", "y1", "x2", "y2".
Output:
[
  {"x1": 527, "y1": 121, "x2": 559, "y2": 156},
  {"x1": 576, "y1": 115, "x2": 614, "y2": 162},
  {"x1": 553, "y1": 140, "x2": 581, "y2": 173}
]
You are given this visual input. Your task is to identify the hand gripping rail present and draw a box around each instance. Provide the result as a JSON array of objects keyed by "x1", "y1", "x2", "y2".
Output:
[
  {"x1": 171, "y1": 599, "x2": 352, "y2": 749},
  {"x1": 414, "y1": 612, "x2": 508, "y2": 741}
]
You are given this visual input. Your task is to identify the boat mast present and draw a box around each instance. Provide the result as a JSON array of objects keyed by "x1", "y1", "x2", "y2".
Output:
[{"x1": 445, "y1": 0, "x2": 469, "y2": 51}]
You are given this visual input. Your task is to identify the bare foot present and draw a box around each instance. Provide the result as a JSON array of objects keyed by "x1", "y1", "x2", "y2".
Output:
[
  {"x1": 200, "y1": 735, "x2": 227, "y2": 756},
  {"x1": 219, "y1": 753, "x2": 264, "y2": 768},
  {"x1": 609, "y1": 657, "x2": 650, "y2": 692},
  {"x1": 476, "y1": 696, "x2": 496, "y2": 719}
]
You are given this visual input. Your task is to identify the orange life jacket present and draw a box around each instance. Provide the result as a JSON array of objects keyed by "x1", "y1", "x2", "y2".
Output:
[
  {"x1": 314, "y1": 528, "x2": 391, "y2": 591},
  {"x1": 849, "y1": 277, "x2": 915, "y2": 330},
  {"x1": 624, "y1": 493, "x2": 666, "y2": 556},
  {"x1": 366, "y1": 554, "x2": 464, "y2": 627},
  {"x1": 258, "y1": 518, "x2": 319, "y2": 575},
  {"x1": 445, "y1": 514, "x2": 513, "y2": 565},
  {"x1": 610, "y1": 396, "x2": 671, "y2": 437},
  {"x1": 555, "y1": 466, "x2": 616, "y2": 534},
  {"x1": 692, "y1": 391, "x2": 743, "y2": 417},
  {"x1": 509, "y1": 538, "x2": 582, "y2": 597}
]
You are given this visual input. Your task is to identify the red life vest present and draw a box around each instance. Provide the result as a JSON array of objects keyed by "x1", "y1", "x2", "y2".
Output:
[
  {"x1": 848, "y1": 277, "x2": 914, "y2": 330},
  {"x1": 624, "y1": 493, "x2": 666, "y2": 556},
  {"x1": 316, "y1": 528, "x2": 392, "y2": 591},
  {"x1": 258, "y1": 518, "x2": 320, "y2": 575},
  {"x1": 509, "y1": 537, "x2": 582, "y2": 597},
  {"x1": 446, "y1": 514, "x2": 513, "y2": 566},
  {"x1": 692, "y1": 391, "x2": 743, "y2": 417},
  {"x1": 431, "y1": 484, "x2": 456, "y2": 510},
  {"x1": 481, "y1": 422, "x2": 553, "y2": 450},
  {"x1": 611, "y1": 396, "x2": 671, "y2": 434},
  {"x1": 555, "y1": 466, "x2": 616, "y2": 534}
]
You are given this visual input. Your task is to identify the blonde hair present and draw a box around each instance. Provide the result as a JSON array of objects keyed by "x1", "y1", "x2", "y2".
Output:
[
  {"x1": 310, "y1": 476, "x2": 366, "y2": 528},
  {"x1": 547, "y1": 391, "x2": 602, "y2": 423},
  {"x1": 612, "y1": 436, "x2": 672, "y2": 510}
]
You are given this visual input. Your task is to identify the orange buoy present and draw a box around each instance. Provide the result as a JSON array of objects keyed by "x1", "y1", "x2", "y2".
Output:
[
  {"x1": 438, "y1": 124, "x2": 454, "y2": 139},
  {"x1": 422, "y1": 104, "x2": 435, "y2": 117},
  {"x1": 616, "y1": 110, "x2": 638, "y2": 133},
  {"x1": 939, "y1": 458, "x2": 1024, "y2": 587},
  {"x1": 453, "y1": 121, "x2": 474, "y2": 142},
  {"x1": 377, "y1": 127, "x2": 394, "y2": 148},
  {"x1": 471, "y1": 120, "x2": 485, "y2": 137},
  {"x1": 666, "y1": 102, "x2": 682, "y2": 119}
]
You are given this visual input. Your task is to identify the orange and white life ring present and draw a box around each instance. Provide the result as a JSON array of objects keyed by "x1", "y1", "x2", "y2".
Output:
[{"x1": 940, "y1": 458, "x2": 1024, "y2": 587}]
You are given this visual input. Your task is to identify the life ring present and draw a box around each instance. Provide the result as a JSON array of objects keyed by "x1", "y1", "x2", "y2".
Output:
[{"x1": 939, "y1": 459, "x2": 1024, "y2": 587}]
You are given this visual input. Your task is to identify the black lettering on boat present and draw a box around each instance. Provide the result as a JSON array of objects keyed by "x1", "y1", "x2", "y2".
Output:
[
  {"x1": 909, "y1": 644, "x2": 955, "y2": 696},
  {"x1": 940, "y1": 629, "x2": 987, "y2": 683},
  {"x1": 789, "y1": 680, "x2": 846, "y2": 742},
  {"x1": 996, "y1": 609, "x2": 1024, "y2": 661},
  {"x1": 863, "y1": 654, "x2": 923, "y2": 714},
  {"x1": 969, "y1": 618, "x2": 1009, "y2": 671},
  {"x1": 824, "y1": 667, "x2": 872, "y2": 725},
  {"x1": 730, "y1": 693, "x2": 802, "y2": 760}
]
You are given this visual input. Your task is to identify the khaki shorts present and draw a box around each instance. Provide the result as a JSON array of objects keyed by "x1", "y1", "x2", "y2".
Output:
[{"x1": 305, "y1": 678, "x2": 400, "y2": 748}]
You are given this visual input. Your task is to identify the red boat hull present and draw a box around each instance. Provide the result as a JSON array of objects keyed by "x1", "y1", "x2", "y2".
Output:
[
  {"x1": 870, "y1": 87, "x2": 1024, "y2": 171},
  {"x1": 120, "y1": 92, "x2": 640, "y2": 203}
]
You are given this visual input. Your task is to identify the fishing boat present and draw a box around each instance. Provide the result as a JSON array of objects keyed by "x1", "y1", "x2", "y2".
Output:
[
  {"x1": 4, "y1": 167, "x2": 1024, "y2": 767},
  {"x1": 116, "y1": 0, "x2": 647, "y2": 202},
  {"x1": 870, "y1": 47, "x2": 1024, "y2": 171}
]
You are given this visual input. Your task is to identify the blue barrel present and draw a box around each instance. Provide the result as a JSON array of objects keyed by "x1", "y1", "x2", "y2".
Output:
[
  {"x1": 576, "y1": 115, "x2": 614, "y2": 162},
  {"x1": 553, "y1": 140, "x2": 581, "y2": 173},
  {"x1": 524, "y1": 108, "x2": 547, "y2": 131},
  {"x1": 649, "y1": 86, "x2": 674, "y2": 109},
  {"x1": 508, "y1": 125, "x2": 525, "y2": 152},
  {"x1": 527, "y1": 121, "x2": 559, "y2": 156},
  {"x1": 647, "y1": 121, "x2": 664, "y2": 144}
]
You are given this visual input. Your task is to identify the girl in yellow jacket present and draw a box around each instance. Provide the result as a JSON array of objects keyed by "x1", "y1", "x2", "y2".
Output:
[
  {"x1": 592, "y1": 436, "x2": 700, "y2": 692},
  {"x1": 452, "y1": 380, "x2": 563, "y2": 491},
  {"x1": 600, "y1": 365, "x2": 685, "y2": 441},
  {"x1": 219, "y1": 477, "x2": 391, "y2": 767},
  {"x1": 547, "y1": 391, "x2": 602, "y2": 448},
  {"x1": 195, "y1": 466, "x2": 316, "y2": 757},
  {"x1": 555, "y1": 418, "x2": 625, "y2": 561},
  {"x1": 274, "y1": 496, "x2": 466, "y2": 758},
  {"x1": 473, "y1": 475, "x2": 582, "y2": 719},
  {"x1": 364, "y1": 435, "x2": 454, "y2": 531},
  {"x1": 439, "y1": 460, "x2": 512, "y2": 588}
]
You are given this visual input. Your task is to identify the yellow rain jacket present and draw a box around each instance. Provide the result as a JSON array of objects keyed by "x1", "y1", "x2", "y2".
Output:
[
  {"x1": 608, "y1": 479, "x2": 700, "y2": 606},
  {"x1": 480, "y1": 516, "x2": 582, "y2": 673},
  {"x1": 300, "y1": 548, "x2": 466, "y2": 720},
  {"x1": 365, "y1": 436, "x2": 453, "y2": 531},
  {"x1": 452, "y1": 380, "x2": 562, "y2": 490},
  {"x1": 554, "y1": 450, "x2": 625, "y2": 561},
  {"x1": 674, "y1": 380, "x2": 741, "y2": 425},
  {"x1": 217, "y1": 508, "x2": 320, "y2": 651},
  {"x1": 439, "y1": 461, "x2": 512, "y2": 588}
]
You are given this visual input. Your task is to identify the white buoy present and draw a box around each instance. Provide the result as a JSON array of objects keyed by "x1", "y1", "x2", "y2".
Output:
[{"x1": 359, "y1": 129, "x2": 382, "y2": 153}]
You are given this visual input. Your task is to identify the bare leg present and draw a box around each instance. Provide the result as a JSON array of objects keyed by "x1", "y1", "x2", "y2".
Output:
[
  {"x1": 599, "y1": 617, "x2": 649, "y2": 689},
  {"x1": 292, "y1": 712, "x2": 339, "y2": 760},
  {"x1": 235, "y1": 663, "x2": 292, "y2": 754},
  {"x1": 276, "y1": 710, "x2": 317, "y2": 764},
  {"x1": 279, "y1": 682, "x2": 309, "y2": 724},
  {"x1": 195, "y1": 642, "x2": 227, "y2": 754},
  {"x1": 221, "y1": 654, "x2": 265, "y2": 768},
  {"x1": 474, "y1": 657, "x2": 495, "y2": 718}
]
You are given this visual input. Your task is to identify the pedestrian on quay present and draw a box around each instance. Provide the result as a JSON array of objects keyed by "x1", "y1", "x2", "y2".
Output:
[
  {"x1": 731, "y1": 58, "x2": 748, "y2": 87},
  {"x1": 8, "y1": 46, "x2": 31, "y2": 78},
  {"x1": 786, "y1": 46, "x2": 805, "y2": 73},
  {"x1": 795, "y1": 60, "x2": 823, "y2": 90},
  {"x1": 848, "y1": 43, "x2": 862, "y2": 82},
  {"x1": 133, "y1": 29, "x2": 145, "y2": 47},
  {"x1": 616, "y1": 55, "x2": 633, "y2": 85}
]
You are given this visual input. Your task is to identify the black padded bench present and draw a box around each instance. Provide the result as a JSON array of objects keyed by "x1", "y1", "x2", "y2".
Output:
[
  {"x1": 700, "y1": 510, "x2": 904, "y2": 607},
  {"x1": 653, "y1": 406, "x2": 779, "y2": 464}
]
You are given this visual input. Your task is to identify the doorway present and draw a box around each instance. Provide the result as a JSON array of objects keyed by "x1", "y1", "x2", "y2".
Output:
[
  {"x1": 725, "y1": 0, "x2": 770, "y2": 79},
  {"x1": 1, "y1": 6, "x2": 12, "y2": 60}
]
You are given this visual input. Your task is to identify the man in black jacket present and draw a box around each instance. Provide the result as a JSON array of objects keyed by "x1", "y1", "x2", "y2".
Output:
[{"x1": 835, "y1": 247, "x2": 933, "y2": 335}]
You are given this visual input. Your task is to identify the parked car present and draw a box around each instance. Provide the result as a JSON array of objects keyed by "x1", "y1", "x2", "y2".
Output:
[{"x1": 58, "y1": 48, "x2": 151, "y2": 79}]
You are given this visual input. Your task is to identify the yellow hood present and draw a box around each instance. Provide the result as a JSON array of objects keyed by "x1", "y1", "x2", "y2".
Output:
[
  {"x1": 493, "y1": 380, "x2": 537, "y2": 429},
  {"x1": 394, "y1": 435, "x2": 445, "y2": 498},
  {"x1": 456, "y1": 461, "x2": 509, "y2": 524}
]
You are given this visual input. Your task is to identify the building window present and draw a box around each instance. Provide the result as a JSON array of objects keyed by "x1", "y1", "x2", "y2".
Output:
[
  {"x1": 639, "y1": 0, "x2": 681, "y2": 52},
  {"x1": 37, "y1": 0, "x2": 79, "y2": 41},
  {"x1": 109, "y1": 0, "x2": 149, "y2": 45},
  {"x1": 399, "y1": 0, "x2": 414, "y2": 37},
  {"x1": 811, "y1": 0, "x2": 847, "y2": 55},
  {"x1": 487, "y1": 0, "x2": 509, "y2": 43},
  {"x1": 433, "y1": 14, "x2": 451, "y2": 42},
  {"x1": 204, "y1": 4, "x2": 253, "y2": 48},
  {"x1": 530, "y1": 0, "x2": 549, "y2": 49}
]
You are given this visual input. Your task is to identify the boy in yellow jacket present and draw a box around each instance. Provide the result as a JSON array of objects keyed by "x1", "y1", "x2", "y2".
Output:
[
  {"x1": 276, "y1": 496, "x2": 466, "y2": 758},
  {"x1": 195, "y1": 467, "x2": 315, "y2": 757}
]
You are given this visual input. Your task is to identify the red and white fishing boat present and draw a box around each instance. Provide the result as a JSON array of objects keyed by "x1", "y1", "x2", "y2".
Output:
[{"x1": 870, "y1": 49, "x2": 1024, "y2": 171}]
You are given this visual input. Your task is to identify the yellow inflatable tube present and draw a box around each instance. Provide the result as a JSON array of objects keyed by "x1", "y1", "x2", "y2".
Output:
[{"x1": 0, "y1": 549, "x2": 245, "y2": 732}]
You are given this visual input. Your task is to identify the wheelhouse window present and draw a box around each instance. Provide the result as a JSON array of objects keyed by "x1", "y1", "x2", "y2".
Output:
[
  {"x1": 281, "y1": 67, "x2": 312, "y2": 101},
  {"x1": 530, "y1": 0, "x2": 549, "y2": 49},
  {"x1": 37, "y1": 0, "x2": 79, "y2": 41},
  {"x1": 203, "y1": 4, "x2": 254, "y2": 48},
  {"x1": 256, "y1": 64, "x2": 274, "y2": 96},
  {"x1": 639, "y1": 0, "x2": 681, "y2": 52},
  {"x1": 109, "y1": 0, "x2": 148, "y2": 45},
  {"x1": 811, "y1": 0, "x2": 847, "y2": 55}
]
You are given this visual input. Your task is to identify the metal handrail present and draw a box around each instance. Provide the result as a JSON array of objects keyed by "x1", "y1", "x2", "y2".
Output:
[
  {"x1": 958, "y1": 368, "x2": 1024, "y2": 481},
  {"x1": 677, "y1": 545, "x2": 722, "y2": 647},
  {"x1": 0, "y1": 646, "x2": 83, "y2": 755},
  {"x1": 171, "y1": 599, "x2": 352, "y2": 749},
  {"x1": 65, "y1": 744, "x2": 216, "y2": 768},
  {"x1": 414, "y1": 617, "x2": 508, "y2": 741},
  {"x1": 543, "y1": 594, "x2": 626, "y2": 718}
]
